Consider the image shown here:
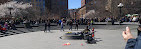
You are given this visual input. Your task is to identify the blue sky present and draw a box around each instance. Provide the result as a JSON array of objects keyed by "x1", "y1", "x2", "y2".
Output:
[{"x1": 68, "y1": 0, "x2": 81, "y2": 9}]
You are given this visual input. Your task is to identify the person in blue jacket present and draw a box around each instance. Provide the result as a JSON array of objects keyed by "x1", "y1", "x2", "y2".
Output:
[
  {"x1": 59, "y1": 20, "x2": 62, "y2": 25},
  {"x1": 122, "y1": 26, "x2": 141, "y2": 49}
]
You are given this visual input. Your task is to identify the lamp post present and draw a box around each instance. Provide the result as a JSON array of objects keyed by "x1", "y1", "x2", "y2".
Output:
[
  {"x1": 74, "y1": 9, "x2": 77, "y2": 23},
  {"x1": 73, "y1": 9, "x2": 76, "y2": 19},
  {"x1": 7, "y1": 3, "x2": 14, "y2": 17},
  {"x1": 8, "y1": 7, "x2": 13, "y2": 17},
  {"x1": 75, "y1": 11, "x2": 76, "y2": 19},
  {"x1": 118, "y1": 3, "x2": 124, "y2": 20}
]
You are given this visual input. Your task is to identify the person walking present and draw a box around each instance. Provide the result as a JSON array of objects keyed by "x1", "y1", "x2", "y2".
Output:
[
  {"x1": 111, "y1": 18, "x2": 115, "y2": 25},
  {"x1": 61, "y1": 21, "x2": 64, "y2": 31}
]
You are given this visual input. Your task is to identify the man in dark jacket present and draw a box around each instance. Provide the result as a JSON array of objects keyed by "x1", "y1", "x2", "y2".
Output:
[
  {"x1": 69, "y1": 21, "x2": 73, "y2": 30},
  {"x1": 138, "y1": 17, "x2": 141, "y2": 36},
  {"x1": 47, "y1": 21, "x2": 51, "y2": 32},
  {"x1": 75, "y1": 22, "x2": 79, "y2": 30},
  {"x1": 44, "y1": 21, "x2": 47, "y2": 32},
  {"x1": 122, "y1": 26, "x2": 141, "y2": 49}
]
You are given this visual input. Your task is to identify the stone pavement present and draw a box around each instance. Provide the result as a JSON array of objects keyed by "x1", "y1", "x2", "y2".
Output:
[{"x1": 0, "y1": 28, "x2": 137, "y2": 49}]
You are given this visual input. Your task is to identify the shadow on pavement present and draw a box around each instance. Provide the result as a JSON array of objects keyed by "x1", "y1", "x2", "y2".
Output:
[{"x1": 0, "y1": 28, "x2": 36, "y2": 38}]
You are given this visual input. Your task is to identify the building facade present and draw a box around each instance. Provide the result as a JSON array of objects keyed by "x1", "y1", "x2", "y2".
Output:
[
  {"x1": 68, "y1": 9, "x2": 77, "y2": 19},
  {"x1": 78, "y1": 0, "x2": 141, "y2": 19},
  {"x1": 77, "y1": 6, "x2": 86, "y2": 18},
  {"x1": 45, "y1": 0, "x2": 68, "y2": 19},
  {"x1": 81, "y1": 0, "x2": 92, "y2": 7},
  {"x1": 16, "y1": 0, "x2": 68, "y2": 19},
  {"x1": 32, "y1": 0, "x2": 46, "y2": 14}
]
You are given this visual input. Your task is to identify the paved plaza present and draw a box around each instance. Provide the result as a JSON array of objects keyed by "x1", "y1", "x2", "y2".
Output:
[
  {"x1": 0, "y1": 0, "x2": 140, "y2": 49},
  {"x1": 0, "y1": 25, "x2": 138, "y2": 49}
]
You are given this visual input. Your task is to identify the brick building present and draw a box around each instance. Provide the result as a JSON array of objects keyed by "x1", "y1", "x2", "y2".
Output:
[
  {"x1": 68, "y1": 9, "x2": 77, "y2": 19},
  {"x1": 81, "y1": 0, "x2": 92, "y2": 7},
  {"x1": 77, "y1": 0, "x2": 141, "y2": 19}
]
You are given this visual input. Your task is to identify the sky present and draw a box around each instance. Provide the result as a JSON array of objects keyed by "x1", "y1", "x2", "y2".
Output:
[{"x1": 68, "y1": 0, "x2": 81, "y2": 9}]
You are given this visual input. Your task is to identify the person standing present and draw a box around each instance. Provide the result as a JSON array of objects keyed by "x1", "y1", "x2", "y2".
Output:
[
  {"x1": 75, "y1": 22, "x2": 79, "y2": 30},
  {"x1": 44, "y1": 21, "x2": 47, "y2": 32},
  {"x1": 27, "y1": 20, "x2": 32, "y2": 29},
  {"x1": 47, "y1": 21, "x2": 51, "y2": 32},
  {"x1": 11, "y1": 22, "x2": 17, "y2": 30},
  {"x1": 87, "y1": 22, "x2": 91, "y2": 29},
  {"x1": 111, "y1": 18, "x2": 115, "y2": 25},
  {"x1": 4, "y1": 22, "x2": 8, "y2": 30},
  {"x1": 138, "y1": 17, "x2": 141, "y2": 36},
  {"x1": 91, "y1": 20, "x2": 93, "y2": 25},
  {"x1": 69, "y1": 20, "x2": 73, "y2": 30},
  {"x1": 23, "y1": 20, "x2": 27, "y2": 28}
]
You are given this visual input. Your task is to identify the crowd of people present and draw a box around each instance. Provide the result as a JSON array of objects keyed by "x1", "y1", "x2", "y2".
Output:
[
  {"x1": 0, "y1": 16, "x2": 140, "y2": 33},
  {"x1": 0, "y1": 19, "x2": 17, "y2": 33}
]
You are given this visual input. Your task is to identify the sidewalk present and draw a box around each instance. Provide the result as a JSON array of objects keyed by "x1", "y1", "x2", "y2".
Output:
[
  {"x1": 93, "y1": 22, "x2": 138, "y2": 25},
  {"x1": 15, "y1": 22, "x2": 139, "y2": 28},
  {"x1": 0, "y1": 29, "x2": 137, "y2": 49}
]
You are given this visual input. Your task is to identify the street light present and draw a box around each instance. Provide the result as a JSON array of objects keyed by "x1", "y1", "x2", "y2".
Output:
[
  {"x1": 7, "y1": 3, "x2": 14, "y2": 17},
  {"x1": 8, "y1": 7, "x2": 13, "y2": 17},
  {"x1": 73, "y1": 9, "x2": 76, "y2": 19},
  {"x1": 118, "y1": 3, "x2": 124, "y2": 20}
]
